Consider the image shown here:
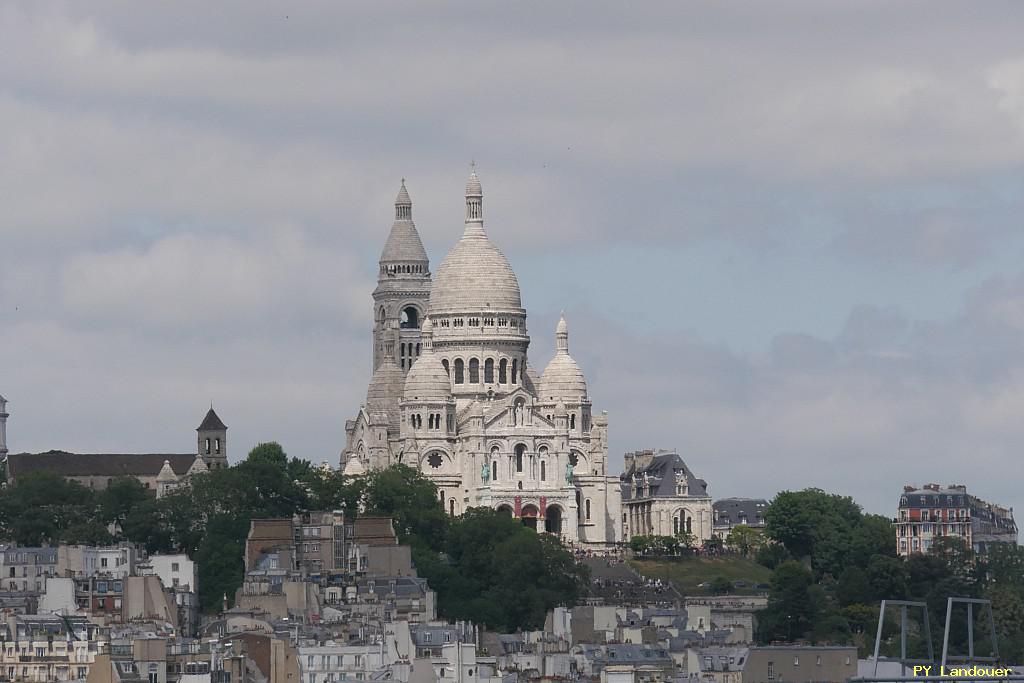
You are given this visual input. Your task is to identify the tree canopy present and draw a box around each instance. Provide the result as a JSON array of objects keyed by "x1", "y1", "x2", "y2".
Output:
[{"x1": 0, "y1": 450, "x2": 588, "y2": 628}]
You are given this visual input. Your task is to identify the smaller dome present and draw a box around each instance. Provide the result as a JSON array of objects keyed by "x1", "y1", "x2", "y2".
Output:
[
  {"x1": 403, "y1": 356, "x2": 451, "y2": 403},
  {"x1": 540, "y1": 354, "x2": 588, "y2": 402},
  {"x1": 403, "y1": 317, "x2": 451, "y2": 402},
  {"x1": 540, "y1": 315, "x2": 588, "y2": 402}
]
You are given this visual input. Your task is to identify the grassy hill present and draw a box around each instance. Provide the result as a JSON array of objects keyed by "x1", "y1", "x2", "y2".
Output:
[{"x1": 630, "y1": 555, "x2": 773, "y2": 596}]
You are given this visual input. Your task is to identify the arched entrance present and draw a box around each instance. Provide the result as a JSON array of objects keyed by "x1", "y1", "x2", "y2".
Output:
[
  {"x1": 521, "y1": 504, "x2": 540, "y2": 531},
  {"x1": 545, "y1": 505, "x2": 563, "y2": 534},
  {"x1": 496, "y1": 504, "x2": 513, "y2": 517}
]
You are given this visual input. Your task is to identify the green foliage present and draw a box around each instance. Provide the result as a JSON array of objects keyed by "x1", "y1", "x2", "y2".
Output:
[
  {"x1": 412, "y1": 507, "x2": 588, "y2": 631},
  {"x1": 710, "y1": 576, "x2": 734, "y2": 595},
  {"x1": 361, "y1": 465, "x2": 448, "y2": 550},
  {"x1": 0, "y1": 451, "x2": 587, "y2": 630},
  {"x1": 764, "y1": 489, "x2": 894, "y2": 580},
  {"x1": 757, "y1": 560, "x2": 823, "y2": 642},
  {"x1": 835, "y1": 566, "x2": 872, "y2": 606},
  {"x1": 755, "y1": 542, "x2": 791, "y2": 569},
  {"x1": 726, "y1": 524, "x2": 761, "y2": 557}
]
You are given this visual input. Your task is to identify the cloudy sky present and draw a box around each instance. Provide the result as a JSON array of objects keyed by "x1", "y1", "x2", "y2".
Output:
[{"x1": 3, "y1": 1, "x2": 1024, "y2": 516}]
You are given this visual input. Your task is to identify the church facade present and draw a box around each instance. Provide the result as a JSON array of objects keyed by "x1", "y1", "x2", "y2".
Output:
[{"x1": 340, "y1": 170, "x2": 622, "y2": 547}]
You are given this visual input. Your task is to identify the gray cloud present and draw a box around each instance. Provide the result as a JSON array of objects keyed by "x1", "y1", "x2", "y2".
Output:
[{"x1": 3, "y1": 0, "x2": 1024, "y2": 519}]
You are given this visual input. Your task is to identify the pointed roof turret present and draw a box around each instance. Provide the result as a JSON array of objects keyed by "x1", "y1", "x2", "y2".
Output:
[
  {"x1": 380, "y1": 179, "x2": 429, "y2": 266},
  {"x1": 156, "y1": 459, "x2": 178, "y2": 482},
  {"x1": 198, "y1": 408, "x2": 227, "y2": 432},
  {"x1": 187, "y1": 456, "x2": 209, "y2": 476}
]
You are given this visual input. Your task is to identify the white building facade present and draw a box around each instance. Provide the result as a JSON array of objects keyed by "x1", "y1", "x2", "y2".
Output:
[{"x1": 341, "y1": 170, "x2": 621, "y2": 547}]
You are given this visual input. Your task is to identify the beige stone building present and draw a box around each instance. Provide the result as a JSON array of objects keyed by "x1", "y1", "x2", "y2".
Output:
[
  {"x1": 620, "y1": 450, "x2": 713, "y2": 544},
  {"x1": 341, "y1": 170, "x2": 621, "y2": 547}
]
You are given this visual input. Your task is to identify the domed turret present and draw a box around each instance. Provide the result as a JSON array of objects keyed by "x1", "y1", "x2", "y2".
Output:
[
  {"x1": 429, "y1": 167, "x2": 523, "y2": 314},
  {"x1": 540, "y1": 314, "x2": 588, "y2": 402},
  {"x1": 403, "y1": 319, "x2": 452, "y2": 402}
]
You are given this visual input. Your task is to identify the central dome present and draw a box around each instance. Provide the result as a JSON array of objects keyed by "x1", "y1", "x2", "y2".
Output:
[
  {"x1": 428, "y1": 169, "x2": 523, "y2": 314},
  {"x1": 430, "y1": 231, "x2": 522, "y2": 313}
]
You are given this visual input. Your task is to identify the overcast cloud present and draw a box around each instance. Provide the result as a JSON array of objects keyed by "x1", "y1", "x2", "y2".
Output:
[{"x1": 3, "y1": 1, "x2": 1024, "y2": 515}]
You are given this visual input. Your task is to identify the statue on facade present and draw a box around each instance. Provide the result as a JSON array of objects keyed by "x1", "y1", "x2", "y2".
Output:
[
  {"x1": 481, "y1": 460, "x2": 490, "y2": 483},
  {"x1": 565, "y1": 460, "x2": 574, "y2": 484}
]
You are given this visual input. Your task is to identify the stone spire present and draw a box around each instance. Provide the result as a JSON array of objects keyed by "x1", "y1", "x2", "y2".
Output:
[
  {"x1": 395, "y1": 178, "x2": 412, "y2": 219},
  {"x1": 0, "y1": 394, "x2": 8, "y2": 459},
  {"x1": 556, "y1": 313, "x2": 569, "y2": 353},
  {"x1": 464, "y1": 163, "x2": 485, "y2": 236}
]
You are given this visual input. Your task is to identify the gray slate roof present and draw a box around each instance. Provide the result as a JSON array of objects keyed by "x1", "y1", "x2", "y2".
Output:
[
  {"x1": 197, "y1": 408, "x2": 227, "y2": 431},
  {"x1": 7, "y1": 451, "x2": 196, "y2": 479},
  {"x1": 713, "y1": 498, "x2": 769, "y2": 527},
  {"x1": 620, "y1": 451, "x2": 708, "y2": 501}
]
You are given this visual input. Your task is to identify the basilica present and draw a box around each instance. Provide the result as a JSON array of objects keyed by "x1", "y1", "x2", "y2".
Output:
[{"x1": 340, "y1": 169, "x2": 622, "y2": 547}]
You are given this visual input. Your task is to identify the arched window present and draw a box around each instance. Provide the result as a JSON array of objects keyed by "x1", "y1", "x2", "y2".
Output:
[
  {"x1": 214, "y1": 438, "x2": 221, "y2": 454},
  {"x1": 447, "y1": 414, "x2": 454, "y2": 430},
  {"x1": 511, "y1": 359, "x2": 518, "y2": 384},
  {"x1": 491, "y1": 447, "x2": 500, "y2": 481},
  {"x1": 469, "y1": 358, "x2": 480, "y2": 383},
  {"x1": 673, "y1": 517, "x2": 680, "y2": 535},
  {"x1": 686, "y1": 517, "x2": 693, "y2": 534},
  {"x1": 454, "y1": 359, "x2": 465, "y2": 384},
  {"x1": 586, "y1": 499, "x2": 592, "y2": 520},
  {"x1": 400, "y1": 307, "x2": 419, "y2": 329},
  {"x1": 570, "y1": 414, "x2": 576, "y2": 430},
  {"x1": 484, "y1": 358, "x2": 495, "y2": 383},
  {"x1": 442, "y1": 359, "x2": 450, "y2": 375},
  {"x1": 540, "y1": 461, "x2": 546, "y2": 481},
  {"x1": 439, "y1": 490, "x2": 445, "y2": 506},
  {"x1": 205, "y1": 438, "x2": 211, "y2": 455},
  {"x1": 449, "y1": 499, "x2": 455, "y2": 516},
  {"x1": 515, "y1": 444, "x2": 526, "y2": 473},
  {"x1": 499, "y1": 359, "x2": 508, "y2": 383}
]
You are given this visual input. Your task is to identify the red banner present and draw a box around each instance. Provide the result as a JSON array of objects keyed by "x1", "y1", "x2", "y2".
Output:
[
  {"x1": 514, "y1": 496, "x2": 522, "y2": 517},
  {"x1": 540, "y1": 497, "x2": 547, "y2": 518}
]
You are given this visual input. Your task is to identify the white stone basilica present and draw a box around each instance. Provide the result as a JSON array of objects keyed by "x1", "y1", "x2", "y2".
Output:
[{"x1": 340, "y1": 169, "x2": 622, "y2": 547}]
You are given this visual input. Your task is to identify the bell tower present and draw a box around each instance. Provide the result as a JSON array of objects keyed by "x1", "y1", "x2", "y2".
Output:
[
  {"x1": 197, "y1": 407, "x2": 228, "y2": 469},
  {"x1": 372, "y1": 180, "x2": 432, "y2": 373}
]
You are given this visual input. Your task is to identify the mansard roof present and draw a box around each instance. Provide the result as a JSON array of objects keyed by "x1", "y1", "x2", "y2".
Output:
[
  {"x1": 620, "y1": 451, "x2": 709, "y2": 501},
  {"x1": 712, "y1": 498, "x2": 769, "y2": 526}
]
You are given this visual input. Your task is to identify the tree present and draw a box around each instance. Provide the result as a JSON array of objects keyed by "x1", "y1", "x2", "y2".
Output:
[
  {"x1": 99, "y1": 477, "x2": 152, "y2": 531},
  {"x1": 756, "y1": 542, "x2": 791, "y2": 569},
  {"x1": 757, "y1": 561, "x2": 822, "y2": 642},
  {"x1": 866, "y1": 555, "x2": 909, "y2": 601},
  {"x1": 424, "y1": 507, "x2": 589, "y2": 631},
  {"x1": 763, "y1": 489, "x2": 893, "y2": 579},
  {"x1": 726, "y1": 524, "x2": 761, "y2": 557},
  {"x1": 836, "y1": 566, "x2": 872, "y2": 606},
  {"x1": 362, "y1": 465, "x2": 449, "y2": 550}
]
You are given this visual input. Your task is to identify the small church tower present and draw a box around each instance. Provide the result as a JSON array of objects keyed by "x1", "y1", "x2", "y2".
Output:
[
  {"x1": 197, "y1": 407, "x2": 228, "y2": 469},
  {"x1": 372, "y1": 180, "x2": 432, "y2": 373},
  {"x1": 0, "y1": 394, "x2": 8, "y2": 460}
]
